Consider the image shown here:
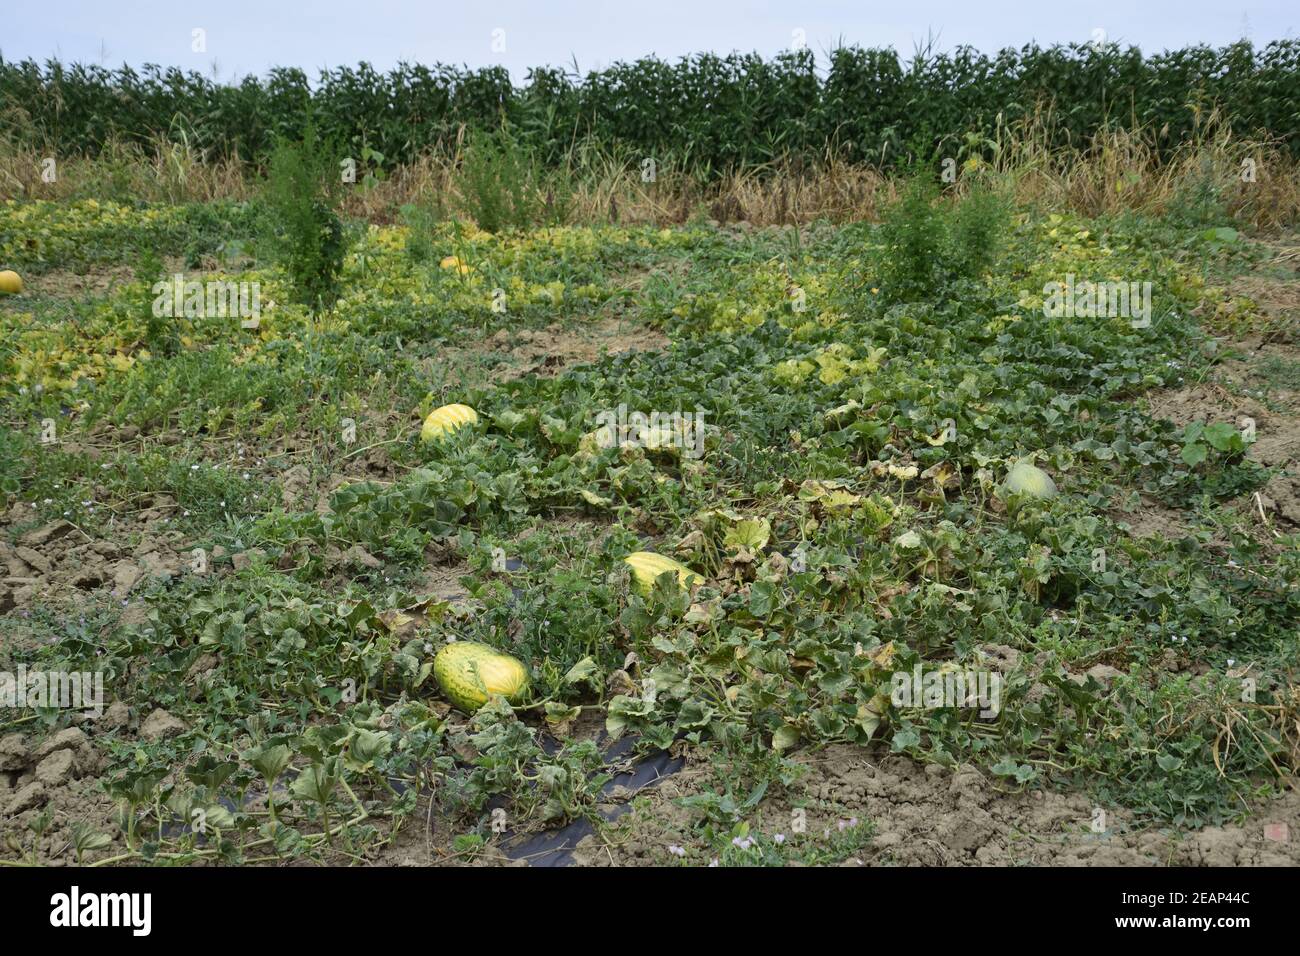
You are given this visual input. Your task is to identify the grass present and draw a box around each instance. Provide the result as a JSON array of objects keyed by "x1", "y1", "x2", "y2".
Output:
[
  {"x1": 0, "y1": 161, "x2": 1297, "y2": 865},
  {"x1": 4, "y1": 109, "x2": 1299, "y2": 232}
]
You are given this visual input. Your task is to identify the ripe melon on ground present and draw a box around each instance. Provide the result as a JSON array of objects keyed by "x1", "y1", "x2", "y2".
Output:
[
  {"x1": 623, "y1": 551, "x2": 702, "y2": 595},
  {"x1": 0, "y1": 270, "x2": 22, "y2": 295},
  {"x1": 433, "y1": 641, "x2": 530, "y2": 713},
  {"x1": 1001, "y1": 461, "x2": 1058, "y2": 500},
  {"x1": 421, "y1": 403, "x2": 478, "y2": 442}
]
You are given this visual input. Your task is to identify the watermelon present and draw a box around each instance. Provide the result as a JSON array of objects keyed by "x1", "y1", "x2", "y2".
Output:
[
  {"x1": 623, "y1": 551, "x2": 702, "y2": 595},
  {"x1": 421, "y1": 403, "x2": 478, "y2": 442},
  {"x1": 433, "y1": 641, "x2": 530, "y2": 713}
]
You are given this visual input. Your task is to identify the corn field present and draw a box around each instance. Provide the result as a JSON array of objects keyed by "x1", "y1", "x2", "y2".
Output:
[{"x1": 3, "y1": 41, "x2": 1299, "y2": 173}]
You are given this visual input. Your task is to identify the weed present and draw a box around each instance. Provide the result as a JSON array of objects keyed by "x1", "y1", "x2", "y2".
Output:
[{"x1": 261, "y1": 125, "x2": 347, "y2": 309}]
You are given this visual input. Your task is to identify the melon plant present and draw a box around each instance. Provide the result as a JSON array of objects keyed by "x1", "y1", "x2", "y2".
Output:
[{"x1": 433, "y1": 641, "x2": 530, "y2": 713}]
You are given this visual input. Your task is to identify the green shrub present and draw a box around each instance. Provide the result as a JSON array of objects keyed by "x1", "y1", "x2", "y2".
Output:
[
  {"x1": 134, "y1": 247, "x2": 178, "y2": 357},
  {"x1": 399, "y1": 201, "x2": 441, "y2": 264},
  {"x1": 872, "y1": 175, "x2": 945, "y2": 303},
  {"x1": 456, "y1": 126, "x2": 541, "y2": 233},
  {"x1": 261, "y1": 126, "x2": 346, "y2": 309},
  {"x1": 871, "y1": 173, "x2": 1009, "y2": 304},
  {"x1": 946, "y1": 182, "x2": 1011, "y2": 280},
  {"x1": 1165, "y1": 159, "x2": 1231, "y2": 228}
]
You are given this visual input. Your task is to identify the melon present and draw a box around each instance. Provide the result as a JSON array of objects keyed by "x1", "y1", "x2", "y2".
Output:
[
  {"x1": 623, "y1": 551, "x2": 702, "y2": 595},
  {"x1": 433, "y1": 641, "x2": 530, "y2": 713},
  {"x1": 421, "y1": 403, "x2": 478, "y2": 442},
  {"x1": 0, "y1": 271, "x2": 22, "y2": 295},
  {"x1": 1001, "y1": 461, "x2": 1057, "y2": 500}
]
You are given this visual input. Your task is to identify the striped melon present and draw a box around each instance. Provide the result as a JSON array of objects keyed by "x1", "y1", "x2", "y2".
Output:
[
  {"x1": 421, "y1": 403, "x2": 478, "y2": 442},
  {"x1": 433, "y1": 641, "x2": 530, "y2": 713},
  {"x1": 623, "y1": 551, "x2": 701, "y2": 595}
]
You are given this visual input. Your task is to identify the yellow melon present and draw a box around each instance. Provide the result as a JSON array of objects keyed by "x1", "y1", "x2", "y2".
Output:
[
  {"x1": 623, "y1": 551, "x2": 702, "y2": 595},
  {"x1": 421, "y1": 403, "x2": 478, "y2": 442},
  {"x1": 434, "y1": 641, "x2": 529, "y2": 713}
]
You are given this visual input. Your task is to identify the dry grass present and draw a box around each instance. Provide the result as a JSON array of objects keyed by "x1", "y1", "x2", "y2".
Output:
[
  {"x1": 336, "y1": 144, "x2": 896, "y2": 227},
  {"x1": 0, "y1": 132, "x2": 250, "y2": 204},
  {"x1": 993, "y1": 107, "x2": 1300, "y2": 230},
  {"x1": 3, "y1": 116, "x2": 1297, "y2": 231}
]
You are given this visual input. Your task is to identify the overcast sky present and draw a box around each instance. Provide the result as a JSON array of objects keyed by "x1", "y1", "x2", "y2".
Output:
[{"x1": 3, "y1": 1, "x2": 1295, "y2": 82}]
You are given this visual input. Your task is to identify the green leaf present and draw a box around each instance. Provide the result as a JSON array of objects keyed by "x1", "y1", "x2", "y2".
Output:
[
  {"x1": 890, "y1": 726, "x2": 921, "y2": 751},
  {"x1": 1201, "y1": 226, "x2": 1239, "y2": 244},
  {"x1": 290, "y1": 760, "x2": 339, "y2": 805},
  {"x1": 245, "y1": 743, "x2": 294, "y2": 785},
  {"x1": 724, "y1": 517, "x2": 772, "y2": 552},
  {"x1": 345, "y1": 728, "x2": 391, "y2": 771},
  {"x1": 772, "y1": 725, "x2": 800, "y2": 751},
  {"x1": 748, "y1": 580, "x2": 777, "y2": 618},
  {"x1": 1180, "y1": 442, "x2": 1208, "y2": 467},
  {"x1": 1202, "y1": 422, "x2": 1244, "y2": 453},
  {"x1": 185, "y1": 756, "x2": 238, "y2": 791},
  {"x1": 563, "y1": 656, "x2": 599, "y2": 686},
  {"x1": 1156, "y1": 753, "x2": 1184, "y2": 772},
  {"x1": 990, "y1": 756, "x2": 1023, "y2": 778}
]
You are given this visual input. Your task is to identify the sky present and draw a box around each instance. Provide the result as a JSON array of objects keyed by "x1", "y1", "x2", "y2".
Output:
[{"x1": 3, "y1": 1, "x2": 1295, "y2": 83}]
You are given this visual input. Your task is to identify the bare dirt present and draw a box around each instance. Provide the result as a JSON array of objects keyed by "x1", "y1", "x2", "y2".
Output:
[
  {"x1": 1229, "y1": 259, "x2": 1300, "y2": 332},
  {"x1": 2, "y1": 715, "x2": 154, "y2": 866},
  {"x1": 0, "y1": 503, "x2": 183, "y2": 631},
  {"x1": 566, "y1": 745, "x2": 1300, "y2": 866},
  {"x1": 457, "y1": 317, "x2": 665, "y2": 385},
  {"x1": 1112, "y1": 499, "x2": 1190, "y2": 540},
  {"x1": 21, "y1": 266, "x2": 139, "y2": 301}
]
